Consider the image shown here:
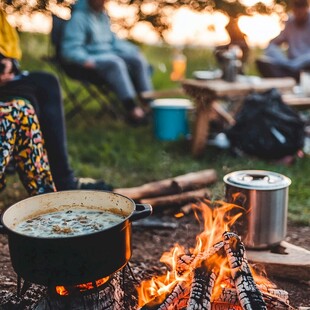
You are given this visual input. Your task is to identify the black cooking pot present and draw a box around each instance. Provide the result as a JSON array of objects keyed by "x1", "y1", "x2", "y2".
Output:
[{"x1": 0, "y1": 190, "x2": 152, "y2": 286}]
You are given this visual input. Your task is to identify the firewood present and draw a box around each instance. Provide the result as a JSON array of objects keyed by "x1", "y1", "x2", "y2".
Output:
[
  {"x1": 176, "y1": 241, "x2": 224, "y2": 276},
  {"x1": 262, "y1": 291, "x2": 296, "y2": 309},
  {"x1": 211, "y1": 302, "x2": 242, "y2": 310},
  {"x1": 214, "y1": 287, "x2": 239, "y2": 305},
  {"x1": 139, "y1": 234, "x2": 294, "y2": 310},
  {"x1": 139, "y1": 281, "x2": 190, "y2": 310},
  {"x1": 176, "y1": 254, "x2": 196, "y2": 275},
  {"x1": 187, "y1": 266, "x2": 217, "y2": 310},
  {"x1": 214, "y1": 287, "x2": 294, "y2": 310},
  {"x1": 140, "y1": 243, "x2": 225, "y2": 310},
  {"x1": 223, "y1": 231, "x2": 267, "y2": 310},
  {"x1": 257, "y1": 286, "x2": 289, "y2": 303},
  {"x1": 155, "y1": 281, "x2": 190, "y2": 310},
  {"x1": 114, "y1": 169, "x2": 217, "y2": 200},
  {"x1": 140, "y1": 188, "x2": 211, "y2": 208}
]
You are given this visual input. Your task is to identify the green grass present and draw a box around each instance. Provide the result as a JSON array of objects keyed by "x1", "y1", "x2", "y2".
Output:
[{"x1": 1, "y1": 33, "x2": 309, "y2": 225}]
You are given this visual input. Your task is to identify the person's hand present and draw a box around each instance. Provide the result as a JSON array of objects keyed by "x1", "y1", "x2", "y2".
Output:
[
  {"x1": 0, "y1": 59, "x2": 15, "y2": 85},
  {"x1": 83, "y1": 60, "x2": 96, "y2": 69}
]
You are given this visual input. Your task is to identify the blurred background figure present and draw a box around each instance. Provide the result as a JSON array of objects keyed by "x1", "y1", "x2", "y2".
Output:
[
  {"x1": 0, "y1": 9, "x2": 113, "y2": 191},
  {"x1": 214, "y1": 16, "x2": 249, "y2": 77},
  {"x1": 61, "y1": 0, "x2": 154, "y2": 125},
  {"x1": 0, "y1": 99, "x2": 56, "y2": 196},
  {"x1": 256, "y1": 0, "x2": 310, "y2": 81}
]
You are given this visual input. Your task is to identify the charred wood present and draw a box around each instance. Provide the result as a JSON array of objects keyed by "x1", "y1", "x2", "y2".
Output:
[
  {"x1": 176, "y1": 241, "x2": 224, "y2": 276},
  {"x1": 211, "y1": 302, "x2": 242, "y2": 310},
  {"x1": 139, "y1": 233, "x2": 293, "y2": 310},
  {"x1": 223, "y1": 232, "x2": 267, "y2": 310},
  {"x1": 262, "y1": 291, "x2": 295, "y2": 310},
  {"x1": 256, "y1": 286, "x2": 289, "y2": 302},
  {"x1": 139, "y1": 281, "x2": 190, "y2": 310},
  {"x1": 214, "y1": 287, "x2": 294, "y2": 310},
  {"x1": 187, "y1": 266, "x2": 216, "y2": 310}
]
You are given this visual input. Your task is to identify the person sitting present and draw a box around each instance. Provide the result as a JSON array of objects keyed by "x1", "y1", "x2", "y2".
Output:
[
  {"x1": 0, "y1": 98, "x2": 56, "y2": 196},
  {"x1": 256, "y1": 0, "x2": 310, "y2": 81},
  {"x1": 0, "y1": 9, "x2": 113, "y2": 191},
  {"x1": 60, "y1": 0, "x2": 153, "y2": 125}
]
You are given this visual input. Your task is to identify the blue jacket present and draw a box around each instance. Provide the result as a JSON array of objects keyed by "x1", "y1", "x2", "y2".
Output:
[{"x1": 61, "y1": 2, "x2": 138, "y2": 64}]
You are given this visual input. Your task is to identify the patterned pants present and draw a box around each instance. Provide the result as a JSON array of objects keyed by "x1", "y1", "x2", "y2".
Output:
[{"x1": 0, "y1": 99, "x2": 56, "y2": 195}]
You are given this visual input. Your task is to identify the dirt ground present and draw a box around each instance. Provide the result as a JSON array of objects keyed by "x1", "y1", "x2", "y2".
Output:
[{"x1": 0, "y1": 207, "x2": 309, "y2": 309}]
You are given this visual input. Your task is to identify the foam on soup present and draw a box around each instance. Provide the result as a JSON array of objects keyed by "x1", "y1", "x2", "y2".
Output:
[{"x1": 14, "y1": 208, "x2": 126, "y2": 238}]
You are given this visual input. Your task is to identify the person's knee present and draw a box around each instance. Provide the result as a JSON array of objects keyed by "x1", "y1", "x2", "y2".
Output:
[
  {"x1": 30, "y1": 71, "x2": 61, "y2": 89},
  {"x1": 97, "y1": 56, "x2": 127, "y2": 74},
  {"x1": 17, "y1": 100, "x2": 38, "y2": 120},
  {"x1": 130, "y1": 54, "x2": 149, "y2": 70}
]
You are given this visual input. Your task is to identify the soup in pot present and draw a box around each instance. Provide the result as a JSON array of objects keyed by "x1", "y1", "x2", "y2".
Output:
[{"x1": 14, "y1": 208, "x2": 126, "y2": 238}]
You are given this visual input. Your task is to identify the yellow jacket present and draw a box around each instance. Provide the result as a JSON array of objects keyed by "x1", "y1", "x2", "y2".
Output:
[{"x1": 0, "y1": 10, "x2": 22, "y2": 60}]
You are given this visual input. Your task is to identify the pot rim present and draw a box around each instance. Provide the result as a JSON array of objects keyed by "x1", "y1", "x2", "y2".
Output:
[
  {"x1": 1, "y1": 190, "x2": 136, "y2": 240},
  {"x1": 223, "y1": 170, "x2": 291, "y2": 190}
]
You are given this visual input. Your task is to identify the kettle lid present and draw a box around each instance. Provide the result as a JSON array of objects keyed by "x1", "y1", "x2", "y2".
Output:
[{"x1": 223, "y1": 170, "x2": 291, "y2": 190}]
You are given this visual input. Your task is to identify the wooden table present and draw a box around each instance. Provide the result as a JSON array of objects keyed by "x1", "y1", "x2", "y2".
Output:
[{"x1": 181, "y1": 77, "x2": 306, "y2": 157}]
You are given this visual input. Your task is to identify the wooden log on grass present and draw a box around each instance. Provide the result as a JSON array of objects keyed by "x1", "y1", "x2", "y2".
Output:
[
  {"x1": 140, "y1": 188, "x2": 211, "y2": 208},
  {"x1": 114, "y1": 169, "x2": 217, "y2": 200}
]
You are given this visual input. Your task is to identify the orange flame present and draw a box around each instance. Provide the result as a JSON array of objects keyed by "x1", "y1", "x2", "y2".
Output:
[
  {"x1": 136, "y1": 199, "x2": 249, "y2": 307},
  {"x1": 55, "y1": 276, "x2": 110, "y2": 296}
]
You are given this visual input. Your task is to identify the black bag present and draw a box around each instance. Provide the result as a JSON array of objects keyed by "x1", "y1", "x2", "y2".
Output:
[{"x1": 226, "y1": 88, "x2": 305, "y2": 159}]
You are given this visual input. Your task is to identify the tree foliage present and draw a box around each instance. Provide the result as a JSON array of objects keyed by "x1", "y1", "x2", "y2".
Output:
[{"x1": 1, "y1": 0, "x2": 290, "y2": 40}]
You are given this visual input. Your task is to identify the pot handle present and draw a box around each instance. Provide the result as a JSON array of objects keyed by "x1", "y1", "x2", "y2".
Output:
[
  {"x1": 0, "y1": 223, "x2": 7, "y2": 234},
  {"x1": 130, "y1": 204, "x2": 152, "y2": 222}
]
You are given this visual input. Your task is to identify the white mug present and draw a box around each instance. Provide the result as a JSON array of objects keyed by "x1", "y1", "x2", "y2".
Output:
[{"x1": 300, "y1": 71, "x2": 310, "y2": 96}]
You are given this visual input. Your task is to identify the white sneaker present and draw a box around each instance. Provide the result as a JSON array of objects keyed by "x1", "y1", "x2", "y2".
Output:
[{"x1": 208, "y1": 133, "x2": 231, "y2": 149}]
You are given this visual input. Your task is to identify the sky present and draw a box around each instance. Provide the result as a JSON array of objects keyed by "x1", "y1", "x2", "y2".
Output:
[{"x1": 7, "y1": 0, "x2": 283, "y2": 48}]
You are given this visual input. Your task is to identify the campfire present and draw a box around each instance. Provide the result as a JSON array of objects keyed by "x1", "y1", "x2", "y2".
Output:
[
  {"x1": 1, "y1": 171, "x2": 308, "y2": 309},
  {"x1": 34, "y1": 272, "x2": 125, "y2": 309},
  {"x1": 55, "y1": 276, "x2": 110, "y2": 296},
  {"x1": 136, "y1": 200, "x2": 294, "y2": 310}
]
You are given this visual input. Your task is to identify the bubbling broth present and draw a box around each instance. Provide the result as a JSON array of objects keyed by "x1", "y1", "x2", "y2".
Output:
[{"x1": 14, "y1": 208, "x2": 126, "y2": 238}]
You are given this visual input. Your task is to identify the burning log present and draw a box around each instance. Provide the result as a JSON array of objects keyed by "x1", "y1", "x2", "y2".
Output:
[
  {"x1": 140, "y1": 281, "x2": 191, "y2": 310},
  {"x1": 138, "y1": 234, "x2": 293, "y2": 310},
  {"x1": 137, "y1": 202, "x2": 295, "y2": 310},
  {"x1": 187, "y1": 266, "x2": 217, "y2": 310},
  {"x1": 115, "y1": 169, "x2": 217, "y2": 200},
  {"x1": 261, "y1": 291, "x2": 295, "y2": 310},
  {"x1": 212, "y1": 303, "x2": 242, "y2": 310},
  {"x1": 139, "y1": 242, "x2": 225, "y2": 310},
  {"x1": 223, "y1": 231, "x2": 267, "y2": 310},
  {"x1": 257, "y1": 286, "x2": 289, "y2": 303},
  {"x1": 214, "y1": 287, "x2": 293, "y2": 310},
  {"x1": 176, "y1": 241, "x2": 224, "y2": 276}
]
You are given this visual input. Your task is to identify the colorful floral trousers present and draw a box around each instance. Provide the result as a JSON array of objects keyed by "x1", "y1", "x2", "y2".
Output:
[{"x1": 0, "y1": 99, "x2": 56, "y2": 195}]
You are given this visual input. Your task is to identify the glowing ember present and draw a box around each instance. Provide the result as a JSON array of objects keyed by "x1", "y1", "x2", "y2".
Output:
[
  {"x1": 174, "y1": 212, "x2": 184, "y2": 218},
  {"x1": 136, "y1": 200, "x2": 286, "y2": 309},
  {"x1": 55, "y1": 276, "x2": 110, "y2": 296}
]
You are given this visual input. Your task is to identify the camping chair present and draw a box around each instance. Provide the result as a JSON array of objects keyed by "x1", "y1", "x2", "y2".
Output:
[
  {"x1": 255, "y1": 56, "x2": 300, "y2": 82},
  {"x1": 46, "y1": 14, "x2": 124, "y2": 120}
]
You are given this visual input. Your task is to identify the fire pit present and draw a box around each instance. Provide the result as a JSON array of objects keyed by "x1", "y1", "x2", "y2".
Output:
[
  {"x1": 0, "y1": 173, "x2": 309, "y2": 309},
  {"x1": 136, "y1": 201, "x2": 295, "y2": 309}
]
